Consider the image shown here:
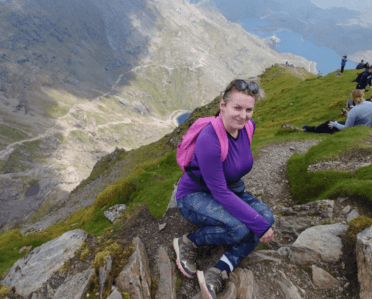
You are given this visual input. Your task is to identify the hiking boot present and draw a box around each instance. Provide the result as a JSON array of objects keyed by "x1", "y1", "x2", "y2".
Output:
[
  {"x1": 173, "y1": 234, "x2": 197, "y2": 278},
  {"x1": 197, "y1": 266, "x2": 228, "y2": 299}
]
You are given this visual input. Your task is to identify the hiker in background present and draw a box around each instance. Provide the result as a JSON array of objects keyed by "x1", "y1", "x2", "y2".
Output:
[
  {"x1": 303, "y1": 89, "x2": 372, "y2": 133},
  {"x1": 340, "y1": 55, "x2": 347, "y2": 73},
  {"x1": 173, "y1": 79, "x2": 274, "y2": 299},
  {"x1": 356, "y1": 66, "x2": 372, "y2": 91},
  {"x1": 356, "y1": 60, "x2": 365, "y2": 69}
]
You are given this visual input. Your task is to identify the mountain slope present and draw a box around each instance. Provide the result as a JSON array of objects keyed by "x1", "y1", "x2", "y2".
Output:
[{"x1": 0, "y1": 0, "x2": 317, "y2": 228}]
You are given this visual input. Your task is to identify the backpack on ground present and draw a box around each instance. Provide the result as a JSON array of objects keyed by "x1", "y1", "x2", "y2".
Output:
[{"x1": 176, "y1": 116, "x2": 254, "y2": 171}]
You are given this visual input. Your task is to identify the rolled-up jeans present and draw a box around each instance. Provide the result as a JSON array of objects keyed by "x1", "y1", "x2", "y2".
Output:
[{"x1": 177, "y1": 191, "x2": 274, "y2": 270}]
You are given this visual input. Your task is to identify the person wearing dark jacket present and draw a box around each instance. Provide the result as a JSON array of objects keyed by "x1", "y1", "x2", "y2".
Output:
[
  {"x1": 357, "y1": 67, "x2": 372, "y2": 90},
  {"x1": 341, "y1": 56, "x2": 347, "y2": 73},
  {"x1": 356, "y1": 60, "x2": 365, "y2": 69}
]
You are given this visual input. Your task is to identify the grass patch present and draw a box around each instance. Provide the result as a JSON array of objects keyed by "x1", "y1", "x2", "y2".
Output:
[
  {"x1": 0, "y1": 140, "x2": 43, "y2": 174},
  {"x1": 343, "y1": 216, "x2": 372, "y2": 246},
  {"x1": 287, "y1": 126, "x2": 372, "y2": 203},
  {"x1": 0, "y1": 124, "x2": 28, "y2": 142}
]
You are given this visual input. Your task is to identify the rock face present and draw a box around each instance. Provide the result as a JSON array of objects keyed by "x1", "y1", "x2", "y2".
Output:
[
  {"x1": 116, "y1": 237, "x2": 152, "y2": 299},
  {"x1": 356, "y1": 224, "x2": 372, "y2": 299},
  {"x1": 52, "y1": 268, "x2": 95, "y2": 299},
  {"x1": 288, "y1": 224, "x2": 348, "y2": 263},
  {"x1": 311, "y1": 265, "x2": 340, "y2": 289},
  {"x1": 1, "y1": 229, "x2": 87, "y2": 297},
  {"x1": 155, "y1": 246, "x2": 176, "y2": 299}
]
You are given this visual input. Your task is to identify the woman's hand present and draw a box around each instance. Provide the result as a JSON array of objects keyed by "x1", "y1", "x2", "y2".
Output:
[
  {"x1": 328, "y1": 121, "x2": 334, "y2": 129},
  {"x1": 260, "y1": 228, "x2": 274, "y2": 243}
]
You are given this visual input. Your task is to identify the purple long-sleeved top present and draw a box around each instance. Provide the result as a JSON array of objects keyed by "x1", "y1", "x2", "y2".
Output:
[{"x1": 176, "y1": 121, "x2": 271, "y2": 238}]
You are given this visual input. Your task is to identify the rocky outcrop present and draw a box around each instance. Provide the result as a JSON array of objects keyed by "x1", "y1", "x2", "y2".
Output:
[
  {"x1": 1, "y1": 229, "x2": 87, "y2": 297},
  {"x1": 2, "y1": 196, "x2": 371, "y2": 299},
  {"x1": 356, "y1": 224, "x2": 372, "y2": 299},
  {"x1": 52, "y1": 268, "x2": 95, "y2": 299},
  {"x1": 115, "y1": 237, "x2": 152, "y2": 299},
  {"x1": 288, "y1": 224, "x2": 348, "y2": 263}
]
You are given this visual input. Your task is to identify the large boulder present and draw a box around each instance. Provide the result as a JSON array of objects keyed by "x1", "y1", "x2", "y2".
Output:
[
  {"x1": 356, "y1": 224, "x2": 372, "y2": 299},
  {"x1": 288, "y1": 224, "x2": 348, "y2": 263},
  {"x1": 1, "y1": 229, "x2": 87, "y2": 297}
]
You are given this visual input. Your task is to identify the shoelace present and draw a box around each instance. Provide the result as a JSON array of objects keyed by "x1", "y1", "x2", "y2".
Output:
[
  {"x1": 207, "y1": 270, "x2": 222, "y2": 293},
  {"x1": 187, "y1": 247, "x2": 197, "y2": 263},
  {"x1": 181, "y1": 244, "x2": 197, "y2": 263}
]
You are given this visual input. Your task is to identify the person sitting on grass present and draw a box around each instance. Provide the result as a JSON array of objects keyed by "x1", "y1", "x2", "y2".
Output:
[
  {"x1": 173, "y1": 79, "x2": 274, "y2": 299},
  {"x1": 303, "y1": 89, "x2": 372, "y2": 134}
]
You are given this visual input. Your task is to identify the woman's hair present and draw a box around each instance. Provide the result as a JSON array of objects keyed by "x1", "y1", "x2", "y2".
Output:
[
  {"x1": 222, "y1": 78, "x2": 265, "y2": 102},
  {"x1": 351, "y1": 89, "x2": 365, "y2": 104},
  {"x1": 215, "y1": 78, "x2": 265, "y2": 117}
]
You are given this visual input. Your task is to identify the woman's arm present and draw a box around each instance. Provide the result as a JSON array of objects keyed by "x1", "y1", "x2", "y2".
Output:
[{"x1": 331, "y1": 107, "x2": 358, "y2": 130}]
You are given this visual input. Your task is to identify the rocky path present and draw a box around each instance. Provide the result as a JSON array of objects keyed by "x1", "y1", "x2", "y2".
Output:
[{"x1": 4, "y1": 139, "x2": 369, "y2": 299}]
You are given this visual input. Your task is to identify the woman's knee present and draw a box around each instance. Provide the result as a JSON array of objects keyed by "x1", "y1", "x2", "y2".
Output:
[{"x1": 229, "y1": 224, "x2": 251, "y2": 243}]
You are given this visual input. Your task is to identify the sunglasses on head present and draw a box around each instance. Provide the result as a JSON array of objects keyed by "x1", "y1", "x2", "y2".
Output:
[{"x1": 224, "y1": 80, "x2": 259, "y2": 97}]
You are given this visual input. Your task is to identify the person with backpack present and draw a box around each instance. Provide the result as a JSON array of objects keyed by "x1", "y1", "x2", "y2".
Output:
[
  {"x1": 173, "y1": 79, "x2": 274, "y2": 299},
  {"x1": 356, "y1": 66, "x2": 372, "y2": 90},
  {"x1": 303, "y1": 89, "x2": 372, "y2": 133}
]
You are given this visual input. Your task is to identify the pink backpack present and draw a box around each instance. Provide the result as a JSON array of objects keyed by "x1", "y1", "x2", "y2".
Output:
[{"x1": 176, "y1": 116, "x2": 254, "y2": 172}]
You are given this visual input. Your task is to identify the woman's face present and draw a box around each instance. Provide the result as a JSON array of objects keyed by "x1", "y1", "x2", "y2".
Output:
[{"x1": 220, "y1": 89, "x2": 255, "y2": 132}]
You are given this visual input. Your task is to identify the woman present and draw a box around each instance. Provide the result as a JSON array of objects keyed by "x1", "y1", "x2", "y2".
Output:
[
  {"x1": 173, "y1": 79, "x2": 274, "y2": 299},
  {"x1": 303, "y1": 89, "x2": 372, "y2": 133}
]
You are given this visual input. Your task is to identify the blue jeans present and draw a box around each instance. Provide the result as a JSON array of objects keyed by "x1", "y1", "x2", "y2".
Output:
[{"x1": 177, "y1": 192, "x2": 274, "y2": 270}]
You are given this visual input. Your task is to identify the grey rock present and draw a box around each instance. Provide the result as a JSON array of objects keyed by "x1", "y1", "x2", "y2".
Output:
[
  {"x1": 275, "y1": 270, "x2": 302, "y2": 299},
  {"x1": 1, "y1": 229, "x2": 87, "y2": 297},
  {"x1": 159, "y1": 223, "x2": 166, "y2": 231},
  {"x1": 53, "y1": 267, "x2": 95, "y2": 299},
  {"x1": 342, "y1": 205, "x2": 351, "y2": 215},
  {"x1": 99, "y1": 256, "x2": 113, "y2": 298},
  {"x1": 346, "y1": 209, "x2": 359, "y2": 223},
  {"x1": 289, "y1": 199, "x2": 334, "y2": 219},
  {"x1": 107, "y1": 288, "x2": 123, "y2": 299},
  {"x1": 337, "y1": 197, "x2": 348, "y2": 203},
  {"x1": 104, "y1": 204, "x2": 127, "y2": 223},
  {"x1": 276, "y1": 216, "x2": 315, "y2": 240},
  {"x1": 166, "y1": 182, "x2": 178, "y2": 212},
  {"x1": 289, "y1": 224, "x2": 348, "y2": 263},
  {"x1": 311, "y1": 265, "x2": 340, "y2": 289},
  {"x1": 116, "y1": 237, "x2": 151, "y2": 299},
  {"x1": 155, "y1": 246, "x2": 176, "y2": 299},
  {"x1": 245, "y1": 252, "x2": 281, "y2": 264},
  {"x1": 229, "y1": 268, "x2": 255, "y2": 299},
  {"x1": 277, "y1": 247, "x2": 291, "y2": 256},
  {"x1": 356, "y1": 224, "x2": 372, "y2": 299}
]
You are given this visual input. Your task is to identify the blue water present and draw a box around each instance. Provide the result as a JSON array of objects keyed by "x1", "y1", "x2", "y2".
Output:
[
  {"x1": 25, "y1": 185, "x2": 40, "y2": 197},
  {"x1": 241, "y1": 18, "x2": 358, "y2": 75},
  {"x1": 177, "y1": 113, "x2": 190, "y2": 124}
]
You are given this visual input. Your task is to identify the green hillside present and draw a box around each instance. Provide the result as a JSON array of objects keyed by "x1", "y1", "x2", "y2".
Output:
[{"x1": 1, "y1": 64, "x2": 372, "y2": 278}]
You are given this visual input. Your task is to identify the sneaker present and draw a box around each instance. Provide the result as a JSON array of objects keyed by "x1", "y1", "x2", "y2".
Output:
[
  {"x1": 197, "y1": 266, "x2": 228, "y2": 299},
  {"x1": 173, "y1": 234, "x2": 197, "y2": 278},
  {"x1": 302, "y1": 125, "x2": 309, "y2": 132}
]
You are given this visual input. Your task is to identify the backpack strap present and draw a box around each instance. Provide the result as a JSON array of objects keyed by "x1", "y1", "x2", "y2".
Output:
[
  {"x1": 244, "y1": 119, "x2": 254, "y2": 144},
  {"x1": 211, "y1": 116, "x2": 229, "y2": 162}
]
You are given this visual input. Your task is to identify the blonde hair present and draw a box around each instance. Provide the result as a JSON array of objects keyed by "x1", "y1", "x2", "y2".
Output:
[
  {"x1": 351, "y1": 89, "x2": 365, "y2": 104},
  {"x1": 222, "y1": 78, "x2": 265, "y2": 103}
]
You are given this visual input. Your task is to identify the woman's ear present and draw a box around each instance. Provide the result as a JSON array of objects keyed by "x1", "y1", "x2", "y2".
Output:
[{"x1": 220, "y1": 98, "x2": 226, "y2": 111}]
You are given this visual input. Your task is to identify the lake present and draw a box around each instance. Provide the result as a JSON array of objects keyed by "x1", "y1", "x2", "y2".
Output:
[
  {"x1": 241, "y1": 18, "x2": 358, "y2": 75},
  {"x1": 177, "y1": 113, "x2": 190, "y2": 125}
]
